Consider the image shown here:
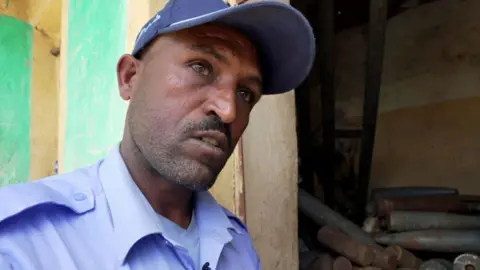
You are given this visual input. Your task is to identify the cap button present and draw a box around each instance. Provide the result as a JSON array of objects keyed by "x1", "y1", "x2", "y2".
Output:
[{"x1": 74, "y1": 192, "x2": 87, "y2": 201}]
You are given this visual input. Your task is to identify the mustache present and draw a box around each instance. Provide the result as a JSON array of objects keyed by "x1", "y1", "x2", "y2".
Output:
[{"x1": 183, "y1": 115, "x2": 232, "y2": 149}]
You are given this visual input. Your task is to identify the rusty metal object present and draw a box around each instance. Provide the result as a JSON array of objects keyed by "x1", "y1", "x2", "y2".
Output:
[
  {"x1": 371, "y1": 186, "x2": 458, "y2": 200},
  {"x1": 306, "y1": 253, "x2": 334, "y2": 270},
  {"x1": 387, "y1": 211, "x2": 480, "y2": 232},
  {"x1": 376, "y1": 194, "x2": 462, "y2": 216},
  {"x1": 300, "y1": 251, "x2": 321, "y2": 269},
  {"x1": 299, "y1": 188, "x2": 377, "y2": 246},
  {"x1": 316, "y1": 226, "x2": 376, "y2": 266},
  {"x1": 460, "y1": 195, "x2": 480, "y2": 202},
  {"x1": 365, "y1": 201, "x2": 376, "y2": 216},
  {"x1": 386, "y1": 245, "x2": 422, "y2": 268},
  {"x1": 317, "y1": 226, "x2": 396, "y2": 269},
  {"x1": 363, "y1": 217, "x2": 381, "y2": 234},
  {"x1": 333, "y1": 257, "x2": 353, "y2": 270},
  {"x1": 375, "y1": 230, "x2": 480, "y2": 253},
  {"x1": 420, "y1": 259, "x2": 453, "y2": 270},
  {"x1": 464, "y1": 202, "x2": 480, "y2": 212},
  {"x1": 370, "y1": 248, "x2": 398, "y2": 270},
  {"x1": 453, "y1": 253, "x2": 480, "y2": 270}
]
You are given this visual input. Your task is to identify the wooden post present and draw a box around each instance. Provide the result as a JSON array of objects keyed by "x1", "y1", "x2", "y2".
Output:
[
  {"x1": 318, "y1": 0, "x2": 336, "y2": 207},
  {"x1": 358, "y1": 0, "x2": 389, "y2": 216}
]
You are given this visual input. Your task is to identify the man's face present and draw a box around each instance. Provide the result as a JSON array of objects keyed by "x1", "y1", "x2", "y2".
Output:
[{"x1": 117, "y1": 24, "x2": 262, "y2": 191}]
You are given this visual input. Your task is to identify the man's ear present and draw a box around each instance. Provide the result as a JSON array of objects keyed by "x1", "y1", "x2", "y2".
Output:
[{"x1": 117, "y1": 54, "x2": 139, "y2": 101}]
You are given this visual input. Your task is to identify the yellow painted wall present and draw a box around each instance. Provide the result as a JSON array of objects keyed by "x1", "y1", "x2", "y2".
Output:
[
  {"x1": 32, "y1": 0, "x2": 61, "y2": 179},
  {"x1": 0, "y1": 0, "x2": 28, "y2": 20},
  {"x1": 0, "y1": 0, "x2": 62, "y2": 179},
  {"x1": 30, "y1": 27, "x2": 60, "y2": 179}
]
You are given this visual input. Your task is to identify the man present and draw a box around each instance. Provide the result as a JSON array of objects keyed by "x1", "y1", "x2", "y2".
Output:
[{"x1": 0, "y1": 0, "x2": 314, "y2": 269}]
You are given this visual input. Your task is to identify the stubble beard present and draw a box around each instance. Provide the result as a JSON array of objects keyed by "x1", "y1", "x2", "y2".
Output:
[
  {"x1": 148, "y1": 146, "x2": 221, "y2": 192},
  {"x1": 129, "y1": 118, "x2": 221, "y2": 192}
]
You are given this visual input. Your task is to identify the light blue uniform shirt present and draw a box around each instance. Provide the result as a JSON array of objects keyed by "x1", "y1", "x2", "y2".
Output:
[{"x1": 0, "y1": 147, "x2": 261, "y2": 270}]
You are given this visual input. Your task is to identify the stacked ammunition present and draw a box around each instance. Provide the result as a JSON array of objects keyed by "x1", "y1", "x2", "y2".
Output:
[{"x1": 299, "y1": 187, "x2": 480, "y2": 270}]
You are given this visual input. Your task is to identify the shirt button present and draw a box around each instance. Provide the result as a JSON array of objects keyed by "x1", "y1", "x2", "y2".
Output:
[{"x1": 74, "y1": 193, "x2": 87, "y2": 201}]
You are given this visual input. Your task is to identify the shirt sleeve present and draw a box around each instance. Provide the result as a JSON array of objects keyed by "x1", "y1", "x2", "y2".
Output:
[
  {"x1": 255, "y1": 254, "x2": 262, "y2": 270},
  {"x1": 0, "y1": 253, "x2": 14, "y2": 270}
]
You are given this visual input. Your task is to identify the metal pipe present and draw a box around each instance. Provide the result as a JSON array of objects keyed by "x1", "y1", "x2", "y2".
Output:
[
  {"x1": 385, "y1": 245, "x2": 423, "y2": 268},
  {"x1": 453, "y1": 253, "x2": 480, "y2": 270},
  {"x1": 362, "y1": 217, "x2": 381, "y2": 234},
  {"x1": 316, "y1": 226, "x2": 376, "y2": 266},
  {"x1": 375, "y1": 194, "x2": 462, "y2": 216},
  {"x1": 300, "y1": 251, "x2": 321, "y2": 270},
  {"x1": 420, "y1": 259, "x2": 453, "y2": 270},
  {"x1": 333, "y1": 257, "x2": 353, "y2": 270},
  {"x1": 365, "y1": 201, "x2": 376, "y2": 216},
  {"x1": 299, "y1": 188, "x2": 377, "y2": 246},
  {"x1": 316, "y1": 226, "x2": 397, "y2": 269},
  {"x1": 460, "y1": 195, "x2": 480, "y2": 202},
  {"x1": 307, "y1": 253, "x2": 334, "y2": 270},
  {"x1": 371, "y1": 248, "x2": 398, "y2": 270},
  {"x1": 371, "y1": 186, "x2": 458, "y2": 200},
  {"x1": 376, "y1": 230, "x2": 480, "y2": 253},
  {"x1": 387, "y1": 211, "x2": 480, "y2": 232}
]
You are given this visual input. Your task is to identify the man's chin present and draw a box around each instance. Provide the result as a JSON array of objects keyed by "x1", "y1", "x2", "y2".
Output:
[
  {"x1": 174, "y1": 162, "x2": 220, "y2": 192},
  {"x1": 177, "y1": 177, "x2": 217, "y2": 192},
  {"x1": 192, "y1": 169, "x2": 219, "y2": 191},
  {"x1": 153, "y1": 152, "x2": 225, "y2": 191}
]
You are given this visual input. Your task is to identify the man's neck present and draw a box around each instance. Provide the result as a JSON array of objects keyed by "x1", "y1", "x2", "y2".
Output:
[{"x1": 119, "y1": 140, "x2": 194, "y2": 229}]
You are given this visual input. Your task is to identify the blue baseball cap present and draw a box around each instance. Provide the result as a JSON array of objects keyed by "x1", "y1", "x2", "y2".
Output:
[{"x1": 132, "y1": 0, "x2": 316, "y2": 95}]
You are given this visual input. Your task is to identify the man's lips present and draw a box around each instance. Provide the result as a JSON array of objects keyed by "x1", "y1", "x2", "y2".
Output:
[{"x1": 191, "y1": 130, "x2": 229, "y2": 154}]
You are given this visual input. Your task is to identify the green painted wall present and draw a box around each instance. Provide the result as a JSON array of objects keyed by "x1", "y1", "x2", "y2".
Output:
[
  {"x1": 64, "y1": 0, "x2": 128, "y2": 171},
  {"x1": 0, "y1": 15, "x2": 32, "y2": 186}
]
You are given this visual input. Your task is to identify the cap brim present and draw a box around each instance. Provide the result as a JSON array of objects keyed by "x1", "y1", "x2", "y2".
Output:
[{"x1": 154, "y1": 1, "x2": 316, "y2": 95}]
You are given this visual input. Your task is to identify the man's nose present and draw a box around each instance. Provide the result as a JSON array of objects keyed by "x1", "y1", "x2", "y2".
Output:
[{"x1": 205, "y1": 88, "x2": 237, "y2": 124}]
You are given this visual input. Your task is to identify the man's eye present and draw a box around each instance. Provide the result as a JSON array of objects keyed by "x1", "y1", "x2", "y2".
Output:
[
  {"x1": 191, "y1": 62, "x2": 211, "y2": 76},
  {"x1": 237, "y1": 89, "x2": 254, "y2": 104}
]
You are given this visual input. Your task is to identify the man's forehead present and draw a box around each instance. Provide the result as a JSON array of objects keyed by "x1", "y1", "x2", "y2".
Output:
[
  {"x1": 155, "y1": 24, "x2": 260, "y2": 69},
  {"x1": 140, "y1": 24, "x2": 262, "y2": 83},
  {"x1": 174, "y1": 24, "x2": 257, "y2": 51}
]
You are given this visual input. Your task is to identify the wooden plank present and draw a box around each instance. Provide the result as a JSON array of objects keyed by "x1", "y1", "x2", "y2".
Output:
[
  {"x1": 243, "y1": 92, "x2": 299, "y2": 270},
  {"x1": 241, "y1": 0, "x2": 299, "y2": 267},
  {"x1": 210, "y1": 141, "x2": 246, "y2": 221},
  {"x1": 357, "y1": 0, "x2": 389, "y2": 217},
  {"x1": 318, "y1": 0, "x2": 336, "y2": 206},
  {"x1": 292, "y1": 0, "x2": 314, "y2": 194},
  {"x1": 0, "y1": 16, "x2": 32, "y2": 186}
]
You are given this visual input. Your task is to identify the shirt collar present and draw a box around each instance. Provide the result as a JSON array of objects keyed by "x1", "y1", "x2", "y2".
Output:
[{"x1": 98, "y1": 145, "x2": 241, "y2": 265}]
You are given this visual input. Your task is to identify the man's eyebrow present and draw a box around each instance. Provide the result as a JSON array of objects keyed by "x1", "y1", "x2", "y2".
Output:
[
  {"x1": 189, "y1": 45, "x2": 229, "y2": 64},
  {"x1": 244, "y1": 75, "x2": 263, "y2": 92},
  {"x1": 189, "y1": 44, "x2": 263, "y2": 92}
]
